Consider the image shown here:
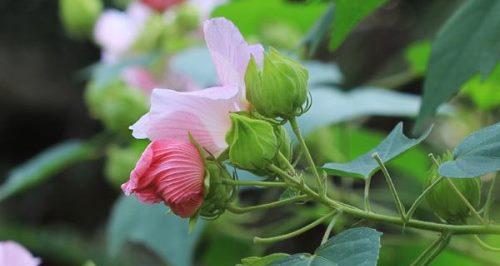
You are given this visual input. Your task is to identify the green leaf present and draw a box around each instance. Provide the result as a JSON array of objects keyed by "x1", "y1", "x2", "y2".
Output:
[
  {"x1": 302, "y1": 4, "x2": 335, "y2": 57},
  {"x1": 462, "y1": 64, "x2": 500, "y2": 111},
  {"x1": 404, "y1": 41, "x2": 431, "y2": 76},
  {"x1": 322, "y1": 123, "x2": 431, "y2": 179},
  {"x1": 107, "y1": 196, "x2": 205, "y2": 266},
  {"x1": 308, "y1": 126, "x2": 430, "y2": 182},
  {"x1": 415, "y1": 0, "x2": 500, "y2": 130},
  {"x1": 0, "y1": 140, "x2": 94, "y2": 201},
  {"x1": 329, "y1": 0, "x2": 388, "y2": 51},
  {"x1": 239, "y1": 253, "x2": 290, "y2": 266},
  {"x1": 212, "y1": 0, "x2": 327, "y2": 37},
  {"x1": 439, "y1": 122, "x2": 500, "y2": 178},
  {"x1": 270, "y1": 227, "x2": 382, "y2": 266}
]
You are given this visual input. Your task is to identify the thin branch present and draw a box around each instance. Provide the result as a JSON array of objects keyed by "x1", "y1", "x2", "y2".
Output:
[{"x1": 372, "y1": 153, "x2": 406, "y2": 219}]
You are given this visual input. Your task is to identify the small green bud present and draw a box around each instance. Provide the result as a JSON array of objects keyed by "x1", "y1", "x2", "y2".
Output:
[
  {"x1": 59, "y1": 0, "x2": 103, "y2": 40},
  {"x1": 425, "y1": 152, "x2": 482, "y2": 223},
  {"x1": 85, "y1": 81, "x2": 148, "y2": 134},
  {"x1": 225, "y1": 113, "x2": 279, "y2": 175},
  {"x1": 199, "y1": 161, "x2": 236, "y2": 219},
  {"x1": 245, "y1": 48, "x2": 309, "y2": 119},
  {"x1": 105, "y1": 140, "x2": 148, "y2": 188}
]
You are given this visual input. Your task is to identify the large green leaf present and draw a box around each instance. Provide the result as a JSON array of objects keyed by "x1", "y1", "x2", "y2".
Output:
[
  {"x1": 302, "y1": 4, "x2": 335, "y2": 57},
  {"x1": 107, "y1": 196, "x2": 205, "y2": 266},
  {"x1": 0, "y1": 140, "x2": 95, "y2": 201},
  {"x1": 269, "y1": 227, "x2": 382, "y2": 266},
  {"x1": 322, "y1": 123, "x2": 431, "y2": 179},
  {"x1": 439, "y1": 122, "x2": 500, "y2": 178},
  {"x1": 212, "y1": 0, "x2": 327, "y2": 37},
  {"x1": 299, "y1": 87, "x2": 423, "y2": 136},
  {"x1": 415, "y1": 0, "x2": 500, "y2": 130},
  {"x1": 329, "y1": 0, "x2": 388, "y2": 50}
]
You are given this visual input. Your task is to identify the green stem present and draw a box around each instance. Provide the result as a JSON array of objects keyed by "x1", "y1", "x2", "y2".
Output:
[
  {"x1": 227, "y1": 195, "x2": 309, "y2": 214},
  {"x1": 254, "y1": 211, "x2": 336, "y2": 244},
  {"x1": 219, "y1": 179, "x2": 287, "y2": 188},
  {"x1": 289, "y1": 117, "x2": 324, "y2": 193},
  {"x1": 483, "y1": 175, "x2": 497, "y2": 222},
  {"x1": 445, "y1": 178, "x2": 485, "y2": 224},
  {"x1": 372, "y1": 153, "x2": 406, "y2": 219},
  {"x1": 420, "y1": 232, "x2": 452, "y2": 265},
  {"x1": 406, "y1": 176, "x2": 444, "y2": 222},
  {"x1": 321, "y1": 212, "x2": 341, "y2": 245},
  {"x1": 474, "y1": 235, "x2": 500, "y2": 252},
  {"x1": 410, "y1": 234, "x2": 445, "y2": 266},
  {"x1": 268, "y1": 164, "x2": 500, "y2": 235},
  {"x1": 364, "y1": 176, "x2": 372, "y2": 212}
]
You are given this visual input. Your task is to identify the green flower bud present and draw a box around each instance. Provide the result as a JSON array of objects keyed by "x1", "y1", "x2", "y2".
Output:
[
  {"x1": 226, "y1": 113, "x2": 280, "y2": 175},
  {"x1": 59, "y1": 0, "x2": 103, "y2": 40},
  {"x1": 245, "y1": 48, "x2": 309, "y2": 119},
  {"x1": 85, "y1": 81, "x2": 148, "y2": 134},
  {"x1": 275, "y1": 125, "x2": 292, "y2": 165},
  {"x1": 105, "y1": 140, "x2": 148, "y2": 188},
  {"x1": 199, "y1": 160, "x2": 236, "y2": 219},
  {"x1": 425, "y1": 152, "x2": 482, "y2": 223}
]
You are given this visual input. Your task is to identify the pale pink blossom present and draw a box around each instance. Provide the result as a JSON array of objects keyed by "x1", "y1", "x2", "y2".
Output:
[
  {"x1": 122, "y1": 139, "x2": 205, "y2": 217},
  {"x1": 130, "y1": 18, "x2": 263, "y2": 156},
  {"x1": 0, "y1": 241, "x2": 40, "y2": 266}
]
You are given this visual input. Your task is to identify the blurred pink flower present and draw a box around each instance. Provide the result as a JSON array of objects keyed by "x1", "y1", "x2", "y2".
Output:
[
  {"x1": 130, "y1": 18, "x2": 263, "y2": 156},
  {"x1": 0, "y1": 241, "x2": 40, "y2": 266},
  {"x1": 122, "y1": 139, "x2": 205, "y2": 218},
  {"x1": 141, "y1": 0, "x2": 185, "y2": 12}
]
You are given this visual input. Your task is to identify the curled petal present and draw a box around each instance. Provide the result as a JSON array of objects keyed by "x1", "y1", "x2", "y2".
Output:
[{"x1": 122, "y1": 139, "x2": 205, "y2": 217}]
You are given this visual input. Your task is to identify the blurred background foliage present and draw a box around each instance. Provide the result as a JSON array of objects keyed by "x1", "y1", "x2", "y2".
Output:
[{"x1": 0, "y1": 0, "x2": 499, "y2": 265}]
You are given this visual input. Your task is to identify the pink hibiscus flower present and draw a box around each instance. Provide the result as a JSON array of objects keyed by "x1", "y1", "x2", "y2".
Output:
[
  {"x1": 122, "y1": 139, "x2": 205, "y2": 217},
  {"x1": 130, "y1": 18, "x2": 264, "y2": 156}
]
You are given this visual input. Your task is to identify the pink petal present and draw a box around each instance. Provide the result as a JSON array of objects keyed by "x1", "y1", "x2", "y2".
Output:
[
  {"x1": 130, "y1": 85, "x2": 240, "y2": 156},
  {"x1": 0, "y1": 241, "x2": 40, "y2": 266},
  {"x1": 248, "y1": 44, "x2": 265, "y2": 67},
  {"x1": 122, "y1": 139, "x2": 205, "y2": 217},
  {"x1": 203, "y1": 18, "x2": 257, "y2": 88}
]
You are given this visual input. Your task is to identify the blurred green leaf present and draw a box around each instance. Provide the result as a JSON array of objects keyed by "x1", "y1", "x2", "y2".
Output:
[
  {"x1": 239, "y1": 253, "x2": 289, "y2": 266},
  {"x1": 270, "y1": 227, "x2": 382, "y2": 266},
  {"x1": 416, "y1": 0, "x2": 500, "y2": 130},
  {"x1": 323, "y1": 123, "x2": 431, "y2": 179},
  {"x1": 203, "y1": 234, "x2": 255, "y2": 266},
  {"x1": 329, "y1": 0, "x2": 388, "y2": 51},
  {"x1": 298, "y1": 87, "x2": 423, "y2": 137},
  {"x1": 107, "y1": 196, "x2": 205, "y2": 266},
  {"x1": 302, "y1": 4, "x2": 335, "y2": 57},
  {"x1": 439, "y1": 122, "x2": 500, "y2": 178},
  {"x1": 0, "y1": 140, "x2": 95, "y2": 202},
  {"x1": 404, "y1": 41, "x2": 431, "y2": 76},
  {"x1": 462, "y1": 64, "x2": 500, "y2": 111},
  {"x1": 212, "y1": 0, "x2": 327, "y2": 38}
]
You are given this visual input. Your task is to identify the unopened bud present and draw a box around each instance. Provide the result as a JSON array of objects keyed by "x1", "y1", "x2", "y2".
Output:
[
  {"x1": 425, "y1": 152, "x2": 482, "y2": 223},
  {"x1": 59, "y1": 0, "x2": 103, "y2": 40},
  {"x1": 199, "y1": 160, "x2": 236, "y2": 219},
  {"x1": 245, "y1": 48, "x2": 309, "y2": 119}
]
